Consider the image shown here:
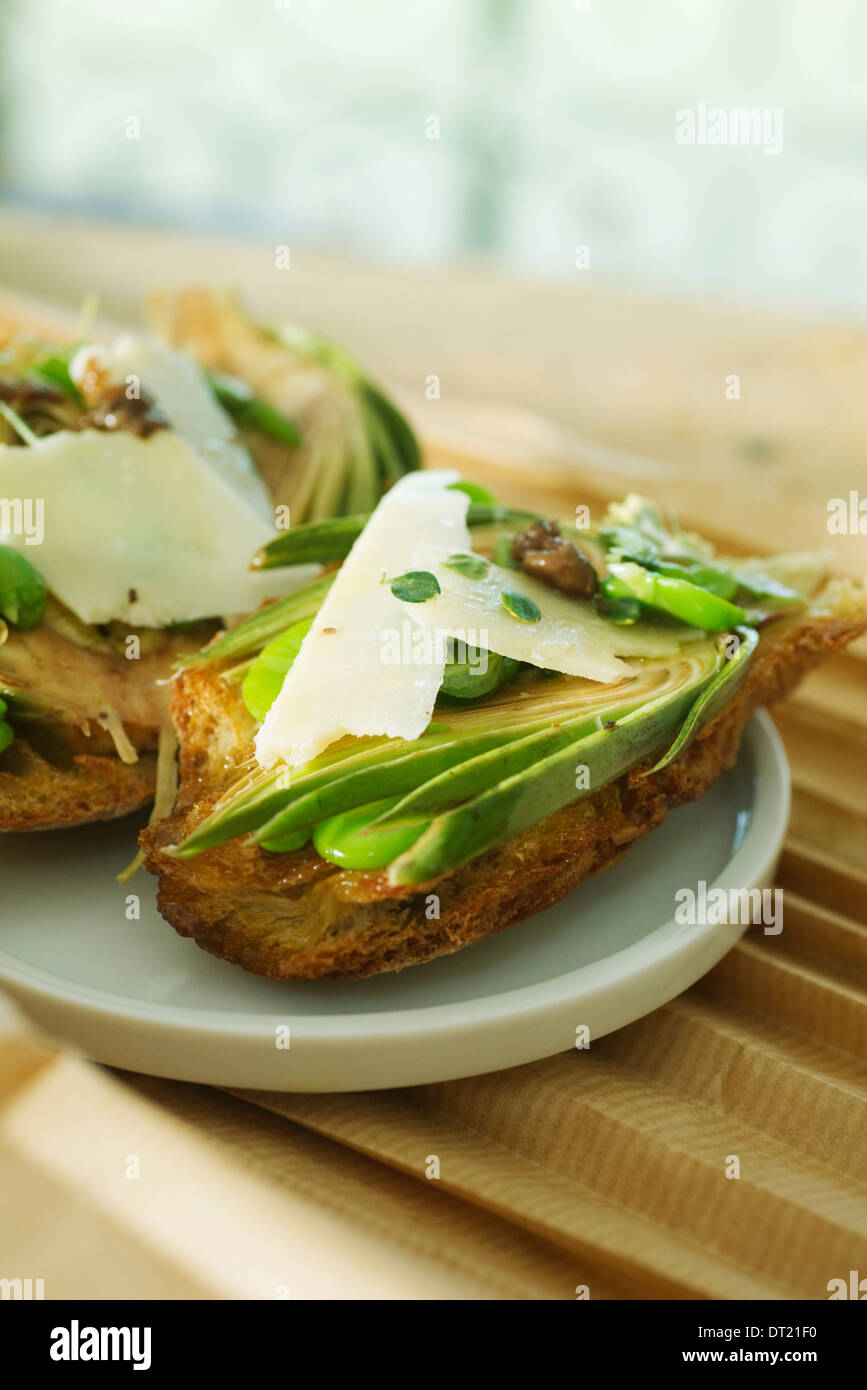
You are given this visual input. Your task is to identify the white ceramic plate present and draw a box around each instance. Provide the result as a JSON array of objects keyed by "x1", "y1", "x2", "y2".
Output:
[{"x1": 0, "y1": 712, "x2": 788, "y2": 1092}]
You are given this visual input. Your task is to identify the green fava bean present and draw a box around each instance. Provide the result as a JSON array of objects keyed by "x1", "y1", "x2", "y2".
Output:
[
  {"x1": 313, "y1": 795, "x2": 429, "y2": 870},
  {"x1": 0, "y1": 547, "x2": 47, "y2": 629},
  {"x1": 259, "y1": 826, "x2": 311, "y2": 854},
  {"x1": 440, "y1": 648, "x2": 520, "y2": 701},
  {"x1": 241, "y1": 617, "x2": 313, "y2": 721}
]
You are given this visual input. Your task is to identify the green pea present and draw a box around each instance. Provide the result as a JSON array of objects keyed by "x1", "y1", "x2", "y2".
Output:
[
  {"x1": 28, "y1": 351, "x2": 82, "y2": 403},
  {"x1": 313, "y1": 795, "x2": 428, "y2": 870},
  {"x1": 0, "y1": 546, "x2": 47, "y2": 629},
  {"x1": 241, "y1": 617, "x2": 313, "y2": 720}
]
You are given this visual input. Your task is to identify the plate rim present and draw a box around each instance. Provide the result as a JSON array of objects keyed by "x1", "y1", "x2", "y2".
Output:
[{"x1": 0, "y1": 711, "x2": 789, "y2": 1046}]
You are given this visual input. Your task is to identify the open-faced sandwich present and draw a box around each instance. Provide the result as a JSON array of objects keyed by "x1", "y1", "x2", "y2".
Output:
[
  {"x1": 0, "y1": 290, "x2": 418, "y2": 831},
  {"x1": 141, "y1": 472, "x2": 867, "y2": 979}
]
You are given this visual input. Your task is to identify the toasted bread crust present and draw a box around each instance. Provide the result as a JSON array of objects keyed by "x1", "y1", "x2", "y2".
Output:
[
  {"x1": 0, "y1": 625, "x2": 206, "y2": 832},
  {"x1": 0, "y1": 740, "x2": 158, "y2": 831},
  {"x1": 142, "y1": 608, "x2": 866, "y2": 979}
]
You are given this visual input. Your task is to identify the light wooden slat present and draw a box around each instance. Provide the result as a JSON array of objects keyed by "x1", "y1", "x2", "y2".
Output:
[
  {"x1": 783, "y1": 659, "x2": 867, "y2": 744},
  {"x1": 697, "y1": 936, "x2": 867, "y2": 1058},
  {"x1": 775, "y1": 712, "x2": 867, "y2": 817},
  {"x1": 786, "y1": 789, "x2": 867, "y2": 870},
  {"x1": 779, "y1": 893, "x2": 867, "y2": 981},
  {"x1": 236, "y1": 1084, "x2": 788, "y2": 1300},
  {"x1": 779, "y1": 840, "x2": 867, "y2": 922},
  {"x1": 595, "y1": 995, "x2": 867, "y2": 1179}
]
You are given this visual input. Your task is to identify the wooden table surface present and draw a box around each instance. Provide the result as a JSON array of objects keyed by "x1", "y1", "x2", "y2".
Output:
[{"x1": 0, "y1": 209, "x2": 865, "y2": 1300}]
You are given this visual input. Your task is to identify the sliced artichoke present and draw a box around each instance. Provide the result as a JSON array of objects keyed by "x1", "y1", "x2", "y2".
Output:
[{"x1": 146, "y1": 288, "x2": 419, "y2": 524}]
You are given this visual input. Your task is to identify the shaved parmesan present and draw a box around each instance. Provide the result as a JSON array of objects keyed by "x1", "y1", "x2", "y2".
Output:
[
  {"x1": 70, "y1": 336, "x2": 272, "y2": 517},
  {"x1": 0, "y1": 429, "x2": 316, "y2": 626},
  {"x1": 255, "y1": 472, "x2": 470, "y2": 770},
  {"x1": 405, "y1": 546, "x2": 699, "y2": 684}
]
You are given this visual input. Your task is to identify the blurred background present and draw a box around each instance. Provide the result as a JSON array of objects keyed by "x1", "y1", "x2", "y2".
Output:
[
  {"x1": 0, "y1": 0, "x2": 864, "y2": 575},
  {"x1": 1, "y1": 0, "x2": 867, "y2": 316}
]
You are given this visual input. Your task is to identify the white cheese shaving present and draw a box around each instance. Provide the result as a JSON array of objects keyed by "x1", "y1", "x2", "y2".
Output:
[
  {"x1": 0, "y1": 429, "x2": 317, "y2": 626},
  {"x1": 70, "y1": 336, "x2": 272, "y2": 518},
  {"x1": 255, "y1": 471, "x2": 470, "y2": 770},
  {"x1": 404, "y1": 545, "x2": 699, "y2": 684}
]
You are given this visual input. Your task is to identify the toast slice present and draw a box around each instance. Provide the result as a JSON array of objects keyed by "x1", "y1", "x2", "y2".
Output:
[
  {"x1": 141, "y1": 585, "x2": 867, "y2": 980},
  {"x1": 0, "y1": 620, "x2": 207, "y2": 831}
]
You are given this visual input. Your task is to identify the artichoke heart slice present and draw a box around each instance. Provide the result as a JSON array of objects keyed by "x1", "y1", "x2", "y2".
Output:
[
  {"x1": 387, "y1": 641, "x2": 727, "y2": 886},
  {"x1": 172, "y1": 638, "x2": 733, "y2": 870}
]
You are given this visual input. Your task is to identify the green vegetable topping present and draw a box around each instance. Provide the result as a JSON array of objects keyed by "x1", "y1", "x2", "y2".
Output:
[
  {"x1": 207, "y1": 370, "x2": 302, "y2": 448},
  {"x1": 27, "y1": 349, "x2": 82, "y2": 403},
  {"x1": 605, "y1": 562, "x2": 746, "y2": 632},
  {"x1": 447, "y1": 481, "x2": 498, "y2": 504},
  {"x1": 241, "y1": 616, "x2": 313, "y2": 721},
  {"x1": 259, "y1": 826, "x2": 312, "y2": 854},
  {"x1": 733, "y1": 570, "x2": 805, "y2": 607},
  {"x1": 599, "y1": 493, "x2": 807, "y2": 623},
  {"x1": 0, "y1": 401, "x2": 38, "y2": 447},
  {"x1": 386, "y1": 570, "x2": 441, "y2": 603},
  {"x1": 443, "y1": 552, "x2": 489, "y2": 580},
  {"x1": 598, "y1": 580, "x2": 644, "y2": 625},
  {"x1": 440, "y1": 647, "x2": 520, "y2": 701},
  {"x1": 646, "y1": 558, "x2": 737, "y2": 600},
  {"x1": 0, "y1": 546, "x2": 47, "y2": 629},
  {"x1": 492, "y1": 534, "x2": 519, "y2": 570},
  {"x1": 313, "y1": 795, "x2": 428, "y2": 870},
  {"x1": 501, "y1": 589, "x2": 541, "y2": 623},
  {"x1": 645, "y1": 626, "x2": 758, "y2": 774},
  {"x1": 255, "y1": 501, "x2": 538, "y2": 571},
  {"x1": 176, "y1": 571, "x2": 336, "y2": 669},
  {"x1": 0, "y1": 697, "x2": 14, "y2": 755}
]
